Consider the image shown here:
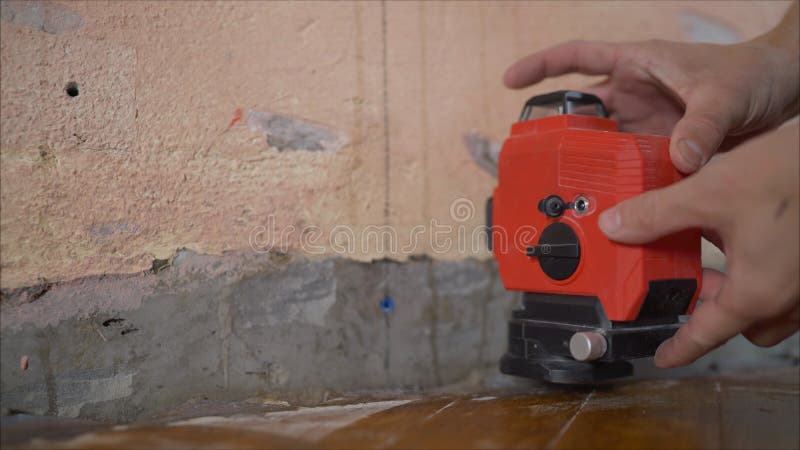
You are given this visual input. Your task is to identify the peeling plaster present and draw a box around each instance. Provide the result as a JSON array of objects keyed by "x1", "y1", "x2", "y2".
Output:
[
  {"x1": 0, "y1": 1, "x2": 84, "y2": 34},
  {"x1": 0, "y1": 273, "x2": 155, "y2": 331},
  {"x1": 0, "y1": 2, "x2": 789, "y2": 290},
  {"x1": 235, "y1": 259, "x2": 337, "y2": 328},
  {"x1": 463, "y1": 132, "x2": 501, "y2": 178},
  {"x1": 0, "y1": 249, "x2": 290, "y2": 332},
  {"x1": 56, "y1": 368, "x2": 135, "y2": 418},
  {"x1": 88, "y1": 221, "x2": 141, "y2": 243},
  {"x1": 245, "y1": 110, "x2": 347, "y2": 152}
]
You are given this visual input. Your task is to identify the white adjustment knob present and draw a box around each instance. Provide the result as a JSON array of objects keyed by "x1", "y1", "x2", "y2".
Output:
[{"x1": 569, "y1": 331, "x2": 608, "y2": 361}]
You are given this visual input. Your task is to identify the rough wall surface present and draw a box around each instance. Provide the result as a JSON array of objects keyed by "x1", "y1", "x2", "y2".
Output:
[
  {"x1": 1, "y1": 250, "x2": 796, "y2": 421},
  {"x1": 0, "y1": 1, "x2": 791, "y2": 288},
  {"x1": 1, "y1": 252, "x2": 516, "y2": 421}
]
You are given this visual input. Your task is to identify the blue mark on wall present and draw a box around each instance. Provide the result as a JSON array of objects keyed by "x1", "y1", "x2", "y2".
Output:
[{"x1": 380, "y1": 296, "x2": 395, "y2": 313}]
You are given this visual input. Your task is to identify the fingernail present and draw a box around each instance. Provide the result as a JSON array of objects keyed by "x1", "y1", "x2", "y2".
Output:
[
  {"x1": 598, "y1": 208, "x2": 621, "y2": 235},
  {"x1": 678, "y1": 138, "x2": 704, "y2": 171}
]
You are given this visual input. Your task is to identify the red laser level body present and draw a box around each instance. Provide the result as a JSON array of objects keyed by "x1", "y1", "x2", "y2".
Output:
[{"x1": 489, "y1": 91, "x2": 702, "y2": 383}]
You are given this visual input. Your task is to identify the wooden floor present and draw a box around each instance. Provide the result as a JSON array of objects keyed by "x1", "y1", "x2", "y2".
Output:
[{"x1": 5, "y1": 368, "x2": 799, "y2": 449}]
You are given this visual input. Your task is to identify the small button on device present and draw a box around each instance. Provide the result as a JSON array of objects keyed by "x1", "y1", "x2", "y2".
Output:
[
  {"x1": 569, "y1": 331, "x2": 607, "y2": 361},
  {"x1": 539, "y1": 194, "x2": 591, "y2": 217},
  {"x1": 574, "y1": 196, "x2": 590, "y2": 214},
  {"x1": 538, "y1": 195, "x2": 566, "y2": 218}
]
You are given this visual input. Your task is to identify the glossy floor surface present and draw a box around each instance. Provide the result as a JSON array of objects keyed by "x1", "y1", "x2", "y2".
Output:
[{"x1": 3, "y1": 368, "x2": 798, "y2": 449}]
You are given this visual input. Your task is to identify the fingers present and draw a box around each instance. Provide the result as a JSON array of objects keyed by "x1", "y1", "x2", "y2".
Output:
[
  {"x1": 598, "y1": 176, "x2": 706, "y2": 244},
  {"x1": 656, "y1": 269, "x2": 798, "y2": 367},
  {"x1": 503, "y1": 41, "x2": 619, "y2": 89},
  {"x1": 669, "y1": 88, "x2": 736, "y2": 173},
  {"x1": 583, "y1": 81, "x2": 612, "y2": 106},
  {"x1": 655, "y1": 281, "x2": 752, "y2": 368}
]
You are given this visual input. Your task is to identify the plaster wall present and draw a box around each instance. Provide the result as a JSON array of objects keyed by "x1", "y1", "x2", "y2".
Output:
[{"x1": 0, "y1": 1, "x2": 791, "y2": 289}]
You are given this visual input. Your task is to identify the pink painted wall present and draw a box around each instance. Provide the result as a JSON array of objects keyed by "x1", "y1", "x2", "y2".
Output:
[{"x1": 0, "y1": 1, "x2": 791, "y2": 289}]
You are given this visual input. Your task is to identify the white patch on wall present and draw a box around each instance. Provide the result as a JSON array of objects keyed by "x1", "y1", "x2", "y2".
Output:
[
  {"x1": 236, "y1": 260, "x2": 338, "y2": 328},
  {"x1": 0, "y1": 1, "x2": 84, "y2": 34},
  {"x1": 56, "y1": 368, "x2": 135, "y2": 418},
  {"x1": 261, "y1": 278, "x2": 336, "y2": 327},
  {"x1": 246, "y1": 110, "x2": 348, "y2": 152},
  {"x1": 463, "y1": 131, "x2": 501, "y2": 178}
]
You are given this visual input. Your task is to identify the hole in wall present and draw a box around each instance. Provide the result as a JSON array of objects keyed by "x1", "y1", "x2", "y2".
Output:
[
  {"x1": 65, "y1": 81, "x2": 79, "y2": 97},
  {"x1": 151, "y1": 258, "x2": 170, "y2": 273},
  {"x1": 102, "y1": 317, "x2": 125, "y2": 327}
]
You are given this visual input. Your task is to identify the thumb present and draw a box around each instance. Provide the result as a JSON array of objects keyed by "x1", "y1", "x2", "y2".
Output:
[
  {"x1": 670, "y1": 89, "x2": 735, "y2": 173},
  {"x1": 598, "y1": 176, "x2": 706, "y2": 244}
]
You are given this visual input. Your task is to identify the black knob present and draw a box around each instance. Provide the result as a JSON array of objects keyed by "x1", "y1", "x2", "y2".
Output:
[{"x1": 527, "y1": 222, "x2": 581, "y2": 280}]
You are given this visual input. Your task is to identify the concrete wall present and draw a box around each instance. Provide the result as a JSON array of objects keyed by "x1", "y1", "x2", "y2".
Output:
[
  {"x1": 1, "y1": 251, "x2": 516, "y2": 421},
  {"x1": 1, "y1": 1, "x2": 797, "y2": 421}
]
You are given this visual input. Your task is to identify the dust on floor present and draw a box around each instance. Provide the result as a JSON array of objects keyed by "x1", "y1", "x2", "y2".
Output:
[{"x1": 3, "y1": 367, "x2": 798, "y2": 450}]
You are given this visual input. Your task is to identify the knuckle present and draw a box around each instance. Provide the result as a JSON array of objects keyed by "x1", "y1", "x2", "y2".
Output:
[
  {"x1": 690, "y1": 112, "x2": 727, "y2": 147},
  {"x1": 671, "y1": 324, "x2": 712, "y2": 363},
  {"x1": 680, "y1": 321, "x2": 713, "y2": 350}
]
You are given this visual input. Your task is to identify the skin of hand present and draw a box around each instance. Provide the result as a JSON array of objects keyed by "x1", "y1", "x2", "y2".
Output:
[
  {"x1": 503, "y1": 4, "x2": 800, "y2": 367},
  {"x1": 601, "y1": 126, "x2": 799, "y2": 368},
  {"x1": 503, "y1": 4, "x2": 799, "y2": 174}
]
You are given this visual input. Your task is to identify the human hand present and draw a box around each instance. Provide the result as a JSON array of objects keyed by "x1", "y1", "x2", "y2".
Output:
[
  {"x1": 503, "y1": 7, "x2": 799, "y2": 174},
  {"x1": 596, "y1": 126, "x2": 799, "y2": 368}
]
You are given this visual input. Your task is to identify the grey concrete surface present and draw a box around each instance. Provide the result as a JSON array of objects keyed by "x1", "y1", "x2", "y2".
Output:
[
  {"x1": 0, "y1": 251, "x2": 515, "y2": 422},
  {"x1": 1, "y1": 250, "x2": 797, "y2": 422}
]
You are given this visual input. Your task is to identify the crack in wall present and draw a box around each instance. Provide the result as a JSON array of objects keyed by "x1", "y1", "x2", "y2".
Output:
[
  {"x1": 38, "y1": 330, "x2": 57, "y2": 416},
  {"x1": 477, "y1": 259, "x2": 495, "y2": 365},
  {"x1": 217, "y1": 286, "x2": 233, "y2": 391},
  {"x1": 426, "y1": 260, "x2": 442, "y2": 386}
]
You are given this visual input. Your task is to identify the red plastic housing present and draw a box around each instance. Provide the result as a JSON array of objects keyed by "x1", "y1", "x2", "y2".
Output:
[{"x1": 492, "y1": 115, "x2": 702, "y2": 322}]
